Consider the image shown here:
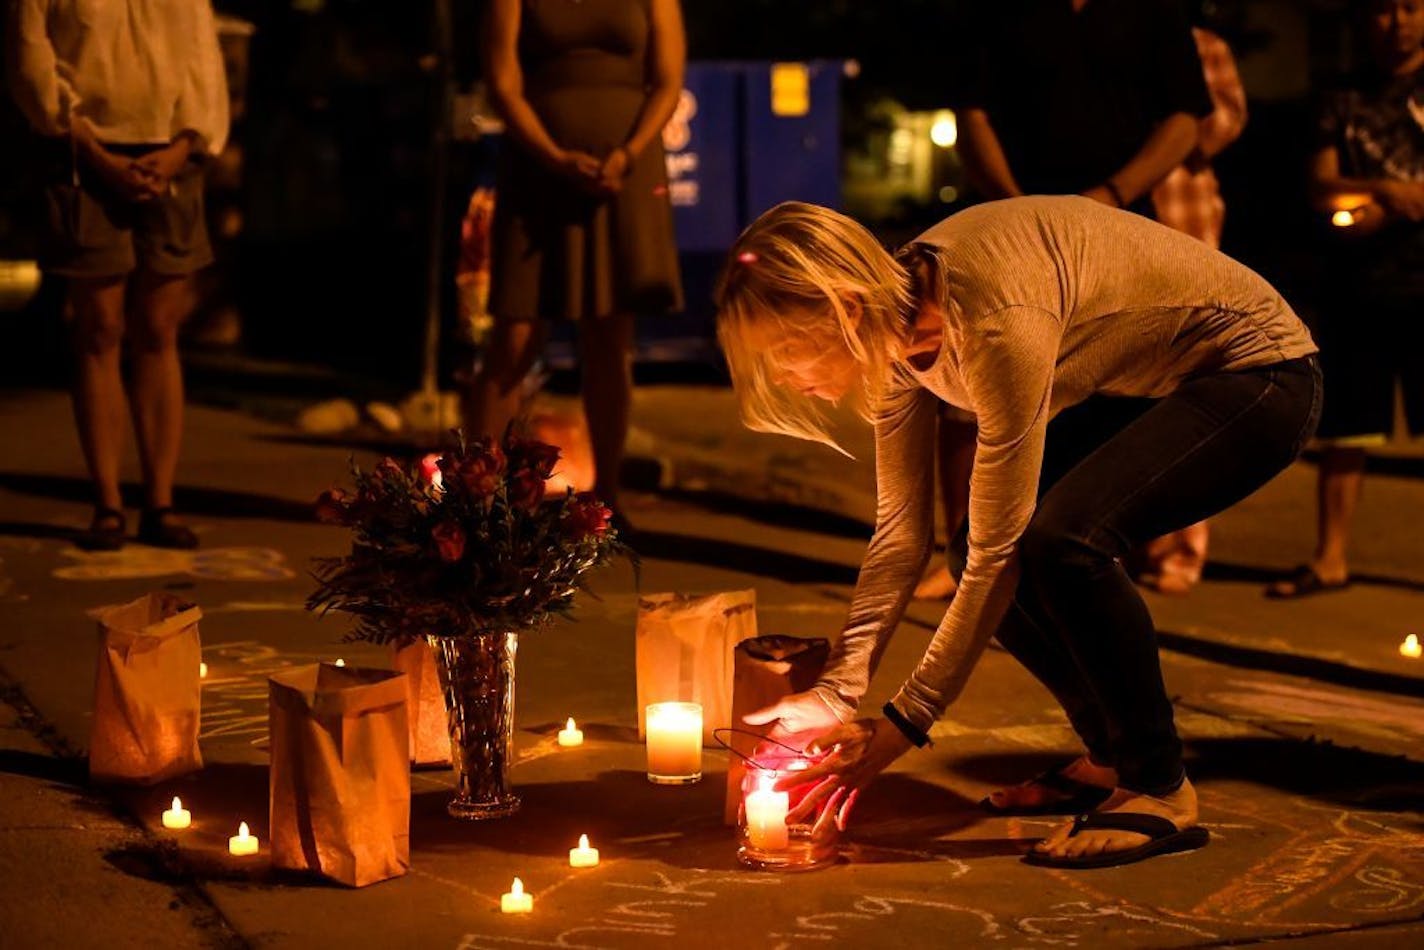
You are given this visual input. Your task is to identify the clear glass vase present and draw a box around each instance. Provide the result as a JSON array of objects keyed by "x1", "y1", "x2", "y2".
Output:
[{"x1": 427, "y1": 632, "x2": 520, "y2": 820}]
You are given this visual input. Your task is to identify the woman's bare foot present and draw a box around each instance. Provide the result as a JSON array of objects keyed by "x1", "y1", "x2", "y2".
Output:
[
  {"x1": 987, "y1": 756, "x2": 1117, "y2": 811},
  {"x1": 1033, "y1": 776, "x2": 1199, "y2": 861},
  {"x1": 913, "y1": 563, "x2": 958, "y2": 601}
]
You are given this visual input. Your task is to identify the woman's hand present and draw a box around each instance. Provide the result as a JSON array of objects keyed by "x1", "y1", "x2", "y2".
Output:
[
  {"x1": 775, "y1": 717, "x2": 913, "y2": 829},
  {"x1": 134, "y1": 139, "x2": 194, "y2": 194},
  {"x1": 742, "y1": 690, "x2": 843, "y2": 744},
  {"x1": 596, "y1": 146, "x2": 631, "y2": 194},
  {"x1": 549, "y1": 148, "x2": 603, "y2": 192}
]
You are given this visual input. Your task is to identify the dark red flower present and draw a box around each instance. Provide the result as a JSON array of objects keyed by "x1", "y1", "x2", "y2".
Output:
[
  {"x1": 431, "y1": 521, "x2": 466, "y2": 562},
  {"x1": 562, "y1": 492, "x2": 612, "y2": 540},
  {"x1": 507, "y1": 467, "x2": 545, "y2": 511},
  {"x1": 507, "y1": 437, "x2": 561, "y2": 479},
  {"x1": 314, "y1": 487, "x2": 350, "y2": 524},
  {"x1": 457, "y1": 443, "x2": 506, "y2": 497}
]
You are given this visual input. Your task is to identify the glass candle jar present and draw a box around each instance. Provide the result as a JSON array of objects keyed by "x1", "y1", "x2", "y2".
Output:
[{"x1": 736, "y1": 752, "x2": 839, "y2": 871}]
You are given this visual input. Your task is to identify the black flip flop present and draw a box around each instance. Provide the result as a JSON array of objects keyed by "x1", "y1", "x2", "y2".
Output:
[
  {"x1": 1023, "y1": 812, "x2": 1210, "y2": 869},
  {"x1": 1264, "y1": 564, "x2": 1351, "y2": 600},
  {"x1": 138, "y1": 507, "x2": 199, "y2": 550},
  {"x1": 980, "y1": 764, "x2": 1114, "y2": 817}
]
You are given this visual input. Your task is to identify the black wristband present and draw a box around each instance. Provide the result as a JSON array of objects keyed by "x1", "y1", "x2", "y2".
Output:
[
  {"x1": 1103, "y1": 179, "x2": 1126, "y2": 208},
  {"x1": 882, "y1": 702, "x2": 932, "y2": 748}
]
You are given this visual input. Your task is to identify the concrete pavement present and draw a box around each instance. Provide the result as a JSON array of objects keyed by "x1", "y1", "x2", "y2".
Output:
[{"x1": 0, "y1": 383, "x2": 1422, "y2": 948}]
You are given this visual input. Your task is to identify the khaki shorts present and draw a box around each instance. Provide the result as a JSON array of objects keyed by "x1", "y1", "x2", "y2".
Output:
[{"x1": 40, "y1": 142, "x2": 213, "y2": 279}]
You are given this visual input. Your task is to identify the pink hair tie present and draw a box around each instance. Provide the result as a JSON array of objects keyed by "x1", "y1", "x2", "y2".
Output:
[{"x1": 737, "y1": 251, "x2": 758, "y2": 264}]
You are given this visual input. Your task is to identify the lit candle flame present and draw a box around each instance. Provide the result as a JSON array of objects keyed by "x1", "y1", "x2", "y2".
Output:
[
  {"x1": 511, "y1": 877, "x2": 524, "y2": 896},
  {"x1": 1331, "y1": 209, "x2": 1356, "y2": 227},
  {"x1": 199, "y1": 662, "x2": 208, "y2": 678},
  {"x1": 578, "y1": 834, "x2": 589, "y2": 849},
  {"x1": 566, "y1": 717, "x2": 576, "y2": 731},
  {"x1": 1402, "y1": 634, "x2": 1421, "y2": 658},
  {"x1": 172, "y1": 796, "x2": 182, "y2": 811},
  {"x1": 238, "y1": 821, "x2": 250, "y2": 838},
  {"x1": 334, "y1": 658, "x2": 345, "y2": 667}
]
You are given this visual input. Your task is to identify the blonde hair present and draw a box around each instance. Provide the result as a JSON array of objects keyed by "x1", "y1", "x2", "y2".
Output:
[{"x1": 715, "y1": 202, "x2": 917, "y2": 452}]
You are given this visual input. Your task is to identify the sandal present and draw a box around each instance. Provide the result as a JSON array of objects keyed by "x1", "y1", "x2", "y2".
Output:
[
  {"x1": 980, "y1": 762, "x2": 1114, "y2": 817},
  {"x1": 137, "y1": 507, "x2": 199, "y2": 550},
  {"x1": 1264, "y1": 564, "x2": 1351, "y2": 600},
  {"x1": 1023, "y1": 812, "x2": 1210, "y2": 870},
  {"x1": 76, "y1": 507, "x2": 126, "y2": 552}
]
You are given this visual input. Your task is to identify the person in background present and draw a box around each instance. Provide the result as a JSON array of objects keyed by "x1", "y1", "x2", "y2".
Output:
[
  {"x1": 1139, "y1": 21, "x2": 1250, "y2": 595},
  {"x1": 916, "y1": 0, "x2": 1214, "y2": 600},
  {"x1": 1267, "y1": 0, "x2": 1424, "y2": 598},
  {"x1": 7, "y1": 0, "x2": 229, "y2": 550},
  {"x1": 467, "y1": 0, "x2": 685, "y2": 529}
]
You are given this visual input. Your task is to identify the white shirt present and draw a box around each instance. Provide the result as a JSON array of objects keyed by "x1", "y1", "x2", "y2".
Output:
[{"x1": 7, "y1": 0, "x2": 229, "y2": 154}]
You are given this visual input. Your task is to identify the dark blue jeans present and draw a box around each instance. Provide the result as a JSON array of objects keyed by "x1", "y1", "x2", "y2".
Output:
[{"x1": 987, "y1": 356, "x2": 1322, "y2": 795}]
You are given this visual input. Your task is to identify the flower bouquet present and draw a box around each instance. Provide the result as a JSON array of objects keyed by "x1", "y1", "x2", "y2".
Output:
[{"x1": 307, "y1": 430, "x2": 625, "y2": 818}]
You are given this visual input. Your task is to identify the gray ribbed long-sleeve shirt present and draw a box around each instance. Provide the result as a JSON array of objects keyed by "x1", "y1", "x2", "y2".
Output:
[{"x1": 811, "y1": 196, "x2": 1317, "y2": 732}]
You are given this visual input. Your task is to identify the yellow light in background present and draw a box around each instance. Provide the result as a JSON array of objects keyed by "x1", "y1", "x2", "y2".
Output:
[
  {"x1": 930, "y1": 110, "x2": 958, "y2": 148},
  {"x1": 1331, "y1": 209, "x2": 1356, "y2": 228},
  {"x1": 770, "y1": 63, "x2": 810, "y2": 117}
]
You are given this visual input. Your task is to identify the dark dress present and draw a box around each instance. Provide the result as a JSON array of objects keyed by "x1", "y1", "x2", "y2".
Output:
[{"x1": 489, "y1": 0, "x2": 683, "y2": 322}]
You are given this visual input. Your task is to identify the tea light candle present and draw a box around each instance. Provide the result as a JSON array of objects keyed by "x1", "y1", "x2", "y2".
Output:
[
  {"x1": 1402, "y1": 634, "x2": 1421, "y2": 659},
  {"x1": 1331, "y1": 209, "x2": 1356, "y2": 228},
  {"x1": 500, "y1": 877, "x2": 533, "y2": 913},
  {"x1": 334, "y1": 658, "x2": 346, "y2": 667},
  {"x1": 557, "y1": 717, "x2": 584, "y2": 747},
  {"x1": 162, "y1": 796, "x2": 191, "y2": 830},
  {"x1": 569, "y1": 834, "x2": 599, "y2": 868},
  {"x1": 228, "y1": 821, "x2": 259, "y2": 856},
  {"x1": 645, "y1": 701, "x2": 702, "y2": 785},
  {"x1": 744, "y1": 774, "x2": 789, "y2": 851},
  {"x1": 199, "y1": 661, "x2": 208, "y2": 679}
]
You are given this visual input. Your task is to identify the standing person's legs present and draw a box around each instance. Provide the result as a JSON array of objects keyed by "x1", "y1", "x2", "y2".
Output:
[
  {"x1": 68, "y1": 277, "x2": 130, "y2": 547},
  {"x1": 461, "y1": 318, "x2": 544, "y2": 441},
  {"x1": 577, "y1": 311, "x2": 636, "y2": 513},
  {"x1": 1024, "y1": 358, "x2": 1320, "y2": 862},
  {"x1": 127, "y1": 269, "x2": 197, "y2": 546}
]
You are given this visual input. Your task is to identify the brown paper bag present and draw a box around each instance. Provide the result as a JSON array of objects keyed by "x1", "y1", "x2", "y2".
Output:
[
  {"x1": 635, "y1": 589, "x2": 756, "y2": 744},
  {"x1": 391, "y1": 639, "x2": 451, "y2": 767},
  {"x1": 88, "y1": 593, "x2": 203, "y2": 785},
  {"x1": 269, "y1": 664, "x2": 410, "y2": 887},
  {"x1": 723, "y1": 635, "x2": 829, "y2": 825}
]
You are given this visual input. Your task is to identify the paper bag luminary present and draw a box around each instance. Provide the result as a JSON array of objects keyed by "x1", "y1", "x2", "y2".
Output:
[
  {"x1": 390, "y1": 638, "x2": 452, "y2": 767},
  {"x1": 269, "y1": 663, "x2": 410, "y2": 887},
  {"x1": 723, "y1": 635, "x2": 829, "y2": 825},
  {"x1": 635, "y1": 590, "x2": 756, "y2": 745},
  {"x1": 88, "y1": 593, "x2": 204, "y2": 785}
]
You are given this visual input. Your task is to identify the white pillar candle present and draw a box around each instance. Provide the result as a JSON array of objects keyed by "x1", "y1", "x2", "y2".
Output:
[
  {"x1": 228, "y1": 821, "x2": 259, "y2": 856},
  {"x1": 744, "y1": 774, "x2": 789, "y2": 851},
  {"x1": 1402, "y1": 634, "x2": 1421, "y2": 659},
  {"x1": 557, "y1": 717, "x2": 584, "y2": 747},
  {"x1": 162, "y1": 796, "x2": 191, "y2": 830},
  {"x1": 500, "y1": 877, "x2": 533, "y2": 913},
  {"x1": 568, "y1": 834, "x2": 599, "y2": 868},
  {"x1": 645, "y1": 702, "x2": 702, "y2": 784}
]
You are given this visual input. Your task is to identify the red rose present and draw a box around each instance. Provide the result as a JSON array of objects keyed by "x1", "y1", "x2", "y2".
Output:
[
  {"x1": 457, "y1": 443, "x2": 506, "y2": 497},
  {"x1": 431, "y1": 521, "x2": 466, "y2": 562},
  {"x1": 562, "y1": 493, "x2": 612, "y2": 539},
  {"x1": 508, "y1": 437, "x2": 561, "y2": 479},
  {"x1": 314, "y1": 487, "x2": 350, "y2": 524},
  {"x1": 507, "y1": 467, "x2": 545, "y2": 511}
]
